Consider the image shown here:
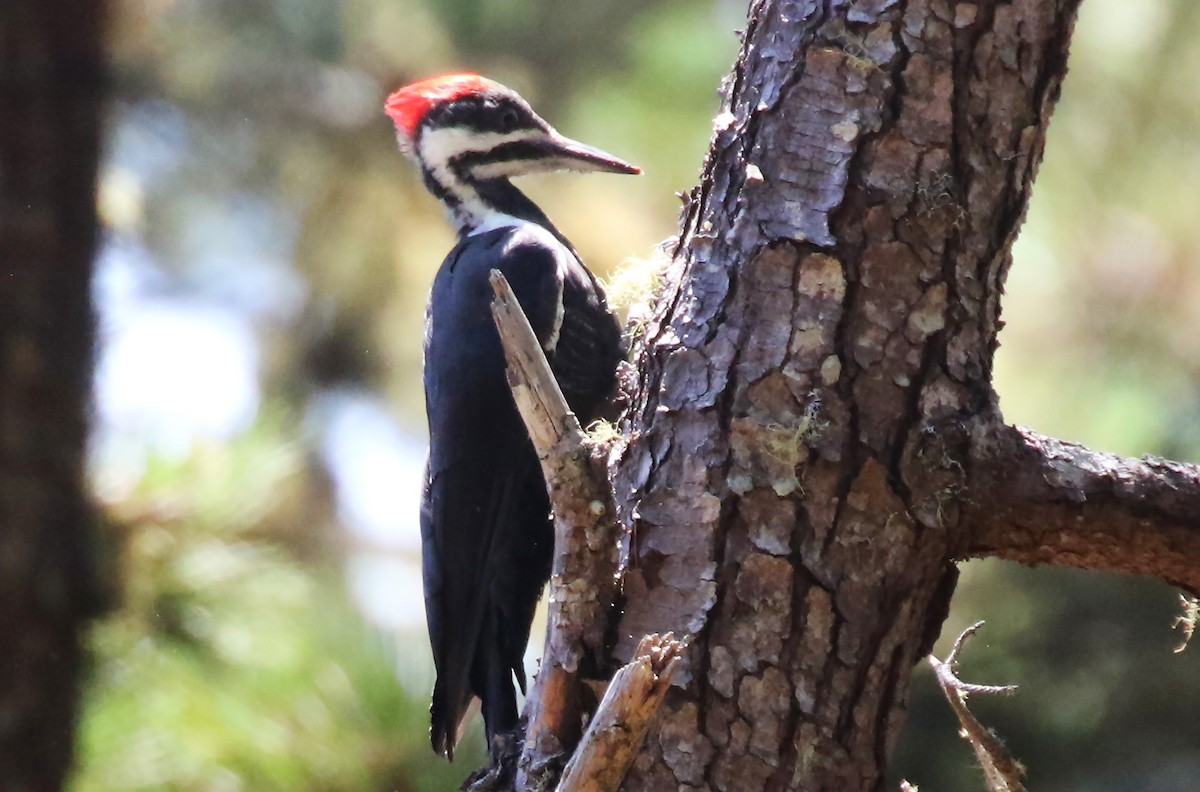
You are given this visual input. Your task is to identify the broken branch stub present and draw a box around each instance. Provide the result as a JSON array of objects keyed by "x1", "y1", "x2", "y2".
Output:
[{"x1": 488, "y1": 271, "x2": 623, "y2": 789}]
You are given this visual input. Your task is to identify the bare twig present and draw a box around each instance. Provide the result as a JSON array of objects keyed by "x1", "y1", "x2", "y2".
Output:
[
  {"x1": 937, "y1": 621, "x2": 1018, "y2": 698},
  {"x1": 489, "y1": 271, "x2": 623, "y2": 790},
  {"x1": 927, "y1": 621, "x2": 1024, "y2": 792},
  {"x1": 967, "y1": 423, "x2": 1200, "y2": 596},
  {"x1": 556, "y1": 634, "x2": 683, "y2": 792},
  {"x1": 1174, "y1": 594, "x2": 1199, "y2": 653}
]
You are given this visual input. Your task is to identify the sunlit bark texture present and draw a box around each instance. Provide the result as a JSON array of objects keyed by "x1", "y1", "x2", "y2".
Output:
[
  {"x1": 0, "y1": 1, "x2": 107, "y2": 787},
  {"x1": 613, "y1": 1, "x2": 1090, "y2": 789}
]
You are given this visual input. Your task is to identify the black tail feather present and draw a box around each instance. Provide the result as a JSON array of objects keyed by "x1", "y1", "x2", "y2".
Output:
[
  {"x1": 430, "y1": 610, "x2": 520, "y2": 761},
  {"x1": 479, "y1": 625, "x2": 519, "y2": 753},
  {"x1": 430, "y1": 672, "x2": 473, "y2": 761}
]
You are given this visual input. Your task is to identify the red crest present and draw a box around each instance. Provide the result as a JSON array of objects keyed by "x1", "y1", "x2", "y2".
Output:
[{"x1": 384, "y1": 74, "x2": 499, "y2": 139}]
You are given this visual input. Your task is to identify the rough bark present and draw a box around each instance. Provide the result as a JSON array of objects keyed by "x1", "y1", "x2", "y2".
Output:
[
  {"x1": 0, "y1": 1, "x2": 107, "y2": 788},
  {"x1": 612, "y1": 1, "x2": 1084, "y2": 790}
]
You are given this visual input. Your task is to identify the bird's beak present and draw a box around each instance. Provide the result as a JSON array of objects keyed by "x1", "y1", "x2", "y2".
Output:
[{"x1": 538, "y1": 131, "x2": 641, "y2": 175}]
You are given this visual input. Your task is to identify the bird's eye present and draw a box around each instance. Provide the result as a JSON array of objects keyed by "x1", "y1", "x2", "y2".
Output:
[{"x1": 499, "y1": 107, "x2": 521, "y2": 132}]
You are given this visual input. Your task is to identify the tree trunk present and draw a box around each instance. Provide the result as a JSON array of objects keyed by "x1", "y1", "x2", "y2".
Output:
[
  {"x1": 0, "y1": 1, "x2": 108, "y2": 788},
  {"x1": 613, "y1": 1, "x2": 1086, "y2": 789}
]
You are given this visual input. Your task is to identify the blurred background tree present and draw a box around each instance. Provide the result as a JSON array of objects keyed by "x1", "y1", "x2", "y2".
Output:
[
  {"x1": 1, "y1": 1, "x2": 106, "y2": 788},
  {"x1": 73, "y1": 0, "x2": 1198, "y2": 789}
]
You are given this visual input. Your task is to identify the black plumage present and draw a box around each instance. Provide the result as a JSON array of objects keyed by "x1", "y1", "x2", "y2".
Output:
[
  {"x1": 421, "y1": 220, "x2": 622, "y2": 757},
  {"x1": 385, "y1": 74, "x2": 636, "y2": 760}
]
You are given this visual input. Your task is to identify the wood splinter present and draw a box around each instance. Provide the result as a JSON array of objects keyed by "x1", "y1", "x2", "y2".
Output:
[{"x1": 556, "y1": 633, "x2": 683, "y2": 792}]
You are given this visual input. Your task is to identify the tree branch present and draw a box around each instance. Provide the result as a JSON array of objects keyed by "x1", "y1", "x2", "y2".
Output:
[
  {"x1": 488, "y1": 271, "x2": 623, "y2": 789},
  {"x1": 966, "y1": 423, "x2": 1200, "y2": 594}
]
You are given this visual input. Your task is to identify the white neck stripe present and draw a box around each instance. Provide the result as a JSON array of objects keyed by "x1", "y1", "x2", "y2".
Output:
[{"x1": 467, "y1": 212, "x2": 528, "y2": 236}]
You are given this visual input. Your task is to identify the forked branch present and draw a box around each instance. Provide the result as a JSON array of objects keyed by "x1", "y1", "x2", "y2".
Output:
[{"x1": 928, "y1": 622, "x2": 1025, "y2": 792}]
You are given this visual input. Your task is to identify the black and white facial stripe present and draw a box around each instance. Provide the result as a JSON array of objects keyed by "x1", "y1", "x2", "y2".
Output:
[{"x1": 409, "y1": 90, "x2": 635, "y2": 233}]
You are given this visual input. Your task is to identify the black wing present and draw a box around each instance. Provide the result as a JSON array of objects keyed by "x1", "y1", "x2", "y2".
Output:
[
  {"x1": 551, "y1": 260, "x2": 624, "y2": 424},
  {"x1": 421, "y1": 223, "x2": 573, "y2": 758}
]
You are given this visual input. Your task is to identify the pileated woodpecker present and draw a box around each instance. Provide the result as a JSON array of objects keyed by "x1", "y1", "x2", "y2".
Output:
[{"x1": 384, "y1": 74, "x2": 637, "y2": 760}]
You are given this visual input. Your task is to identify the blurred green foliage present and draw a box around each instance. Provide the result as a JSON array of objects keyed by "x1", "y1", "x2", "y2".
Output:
[
  {"x1": 996, "y1": 0, "x2": 1200, "y2": 460},
  {"x1": 78, "y1": 421, "x2": 479, "y2": 790},
  {"x1": 80, "y1": 0, "x2": 1200, "y2": 790}
]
